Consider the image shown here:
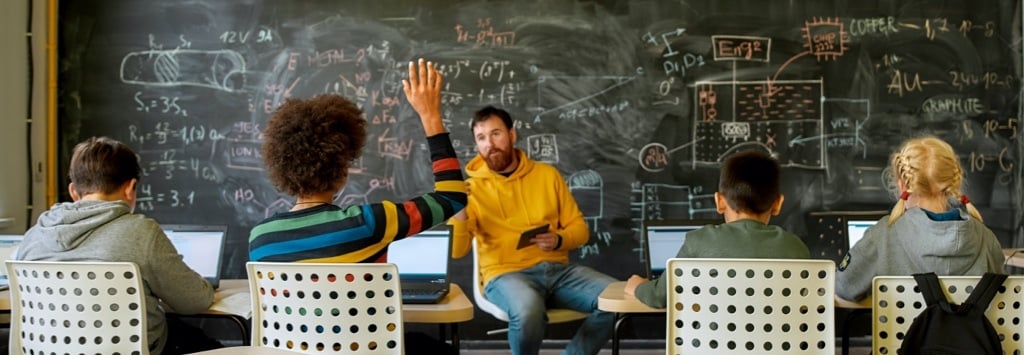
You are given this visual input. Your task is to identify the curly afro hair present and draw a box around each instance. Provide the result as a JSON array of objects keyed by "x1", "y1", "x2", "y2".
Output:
[{"x1": 261, "y1": 94, "x2": 367, "y2": 196}]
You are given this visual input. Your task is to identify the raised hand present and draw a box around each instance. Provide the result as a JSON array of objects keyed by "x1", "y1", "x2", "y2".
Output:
[{"x1": 402, "y1": 58, "x2": 444, "y2": 136}]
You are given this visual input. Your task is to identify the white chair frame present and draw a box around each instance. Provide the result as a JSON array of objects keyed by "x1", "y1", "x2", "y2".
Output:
[{"x1": 666, "y1": 258, "x2": 836, "y2": 354}]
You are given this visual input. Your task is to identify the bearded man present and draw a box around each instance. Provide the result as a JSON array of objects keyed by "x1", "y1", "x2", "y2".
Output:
[{"x1": 449, "y1": 106, "x2": 616, "y2": 355}]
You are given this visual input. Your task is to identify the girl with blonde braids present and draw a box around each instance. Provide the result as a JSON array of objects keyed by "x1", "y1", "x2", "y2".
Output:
[{"x1": 836, "y1": 136, "x2": 1004, "y2": 301}]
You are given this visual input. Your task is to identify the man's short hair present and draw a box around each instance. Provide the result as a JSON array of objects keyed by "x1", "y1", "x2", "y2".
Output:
[
  {"x1": 471, "y1": 106, "x2": 514, "y2": 131},
  {"x1": 261, "y1": 94, "x2": 367, "y2": 196},
  {"x1": 718, "y1": 150, "x2": 780, "y2": 214},
  {"x1": 69, "y1": 137, "x2": 141, "y2": 196}
]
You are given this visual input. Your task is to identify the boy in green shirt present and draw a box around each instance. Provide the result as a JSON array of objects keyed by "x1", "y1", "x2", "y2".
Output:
[{"x1": 624, "y1": 150, "x2": 810, "y2": 308}]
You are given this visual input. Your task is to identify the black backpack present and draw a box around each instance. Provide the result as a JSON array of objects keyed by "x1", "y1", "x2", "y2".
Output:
[{"x1": 898, "y1": 272, "x2": 1008, "y2": 355}]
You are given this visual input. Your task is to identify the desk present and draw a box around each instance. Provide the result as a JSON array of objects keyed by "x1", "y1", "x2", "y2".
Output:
[
  {"x1": 1003, "y1": 248, "x2": 1024, "y2": 268},
  {"x1": 0, "y1": 280, "x2": 474, "y2": 351},
  {"x1": 403, "y1": 283, "x2": 475, "y2": 350},
  {"x1": 596, "y1": 281, "x2": 664, "y2": 355},
  {"x1": 835, "y1": 296, "x2": 872, "y2": 355}
]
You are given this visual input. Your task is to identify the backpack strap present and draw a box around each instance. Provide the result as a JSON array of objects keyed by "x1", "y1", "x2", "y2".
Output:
[
  {"x1": 913, "y1": 272, "x2": 951, "y2": 309},
  {"x1": 960, "y1": 272, "x2": 1008, "y2": 313}
]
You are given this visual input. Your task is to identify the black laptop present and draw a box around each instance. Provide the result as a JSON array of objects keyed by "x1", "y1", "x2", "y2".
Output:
[
  {"x1": 389, "y1": 225, "x2": 452, "y2": 304},
  {"x1": 163, "y1": 224, "x2": 227, "y2": 289},
  {"x1": 641, "y1": 219, "x2": 718, "y2": 279}
]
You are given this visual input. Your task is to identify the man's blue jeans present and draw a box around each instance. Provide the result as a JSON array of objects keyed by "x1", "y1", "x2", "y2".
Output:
[{"x1": 484, "y1": 262, "x2": 615, "y2": 355}]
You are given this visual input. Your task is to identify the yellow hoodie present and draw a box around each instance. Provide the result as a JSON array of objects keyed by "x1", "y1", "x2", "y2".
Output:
[{"x1": 450, "y1": 149, "x2": 590, "y2": 287}]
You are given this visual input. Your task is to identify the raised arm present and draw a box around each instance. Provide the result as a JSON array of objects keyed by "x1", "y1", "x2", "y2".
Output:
[
  {"x1": 380, "y1": 58, "x2": 467, "y2": 237},
  {"x1": 403, "y1": 58, "x2": 445, "y2": 136}
]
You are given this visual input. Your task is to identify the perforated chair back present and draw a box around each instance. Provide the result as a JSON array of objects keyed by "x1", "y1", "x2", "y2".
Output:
[
  {"x1": 872, "y1": 275, "x2": 1024, "y2": 354},
  {"x1": 6, "y1": 260, "x2": 148, "y2": 355},
  {"x1": 470, "y1": 239, "x2": 586, "y2": 328},
  {"x1": 665, "y1": 258, "x2": 836, "y2": 354},
  {"x1": 247, "y1": 262, "x2": 404, "y2": 354}
]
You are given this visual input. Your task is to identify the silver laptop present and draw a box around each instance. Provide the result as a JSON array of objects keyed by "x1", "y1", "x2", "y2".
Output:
[
  {"x1": 163, "y1": 225, "x2": 227, "y2": 289},
  {"x1": 845, "y1": 217, "x2": 880, "y2": 250},
  {"x1": 642, "y1": 220, "x2": 716, "y2": 279},
  {"x1": 388, "y1": 226, "x2": 452, "y2": 304}
]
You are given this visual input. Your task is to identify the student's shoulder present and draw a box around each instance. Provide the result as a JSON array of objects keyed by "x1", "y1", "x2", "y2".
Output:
[{"x1": 113, "y1": 213, "x2": 163, "y2": 234}]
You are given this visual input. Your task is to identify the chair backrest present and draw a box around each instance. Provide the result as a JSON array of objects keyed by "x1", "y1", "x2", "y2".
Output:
[
  {"x1": 6, "y1": 260, "x2": 148, "y2": 355},
  {"x1": 872, "y1": 275, "x2": 1024, "y2": 354},
  {"x1": 247, "y1": 262, "x2": 404, "y2": 354},
  {"x1": 471, "y1": 239, "x2": 510, "y2": 321},
  {"x1": 666, "y1": 258, "x2": 836, "y2": 354}
]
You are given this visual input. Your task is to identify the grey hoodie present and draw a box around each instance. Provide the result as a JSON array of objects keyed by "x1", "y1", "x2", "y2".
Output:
[
  {"x1": 17, "y1": 200, "x2": 214, "y2": 354},
  {"x1": 835, "y1": 207, "x2": 1004, "y2": 301}
]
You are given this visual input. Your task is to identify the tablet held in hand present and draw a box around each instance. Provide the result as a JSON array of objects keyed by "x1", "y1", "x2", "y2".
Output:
[{"x1": 517, "y1": 225, "x2": 550, "y2": 250}]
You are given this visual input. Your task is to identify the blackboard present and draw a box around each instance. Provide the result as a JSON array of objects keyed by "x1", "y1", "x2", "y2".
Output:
[{"x1": 58, "y1": 0, "x2": 1023, "y2": 341}]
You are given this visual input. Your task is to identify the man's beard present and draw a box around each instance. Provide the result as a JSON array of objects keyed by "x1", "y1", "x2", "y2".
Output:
[{"x1": 484, "y1": 148, "x2": 514, "y2": 172}]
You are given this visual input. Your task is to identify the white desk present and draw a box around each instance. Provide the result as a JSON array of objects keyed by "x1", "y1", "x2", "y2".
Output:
[{"x1": 596, "y1": 281, "x2": 664, "y2": 355}]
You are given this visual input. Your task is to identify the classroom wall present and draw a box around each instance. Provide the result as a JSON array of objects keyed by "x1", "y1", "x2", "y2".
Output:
[{"x1": 0, "y1": 0, "x2": 30, "y2": 234}]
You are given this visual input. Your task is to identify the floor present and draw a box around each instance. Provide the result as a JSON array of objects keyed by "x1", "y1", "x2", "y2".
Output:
[
  {"x1": 458, "y1": 348, "x2": 871, "y2": 354},
  {"x1": 455, "y1": 339, "x2": 873, "y2": 354}
]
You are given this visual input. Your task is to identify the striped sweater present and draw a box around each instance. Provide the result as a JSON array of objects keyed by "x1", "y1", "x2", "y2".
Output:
[{"x1": 248, "y1": 133, "x2": 467, "y2": 263}]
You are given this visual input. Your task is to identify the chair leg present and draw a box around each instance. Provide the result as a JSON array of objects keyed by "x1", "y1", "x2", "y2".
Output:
[{"x1": 486, "y1": 327, "x2": 510, "y2": 335}]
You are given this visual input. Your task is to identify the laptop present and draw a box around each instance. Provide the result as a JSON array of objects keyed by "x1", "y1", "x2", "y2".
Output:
[
  {"x1": 642, "y1": 220, "x2": 718, "y2": 279},
  {"x1": 845, "y1": 215, "x2": 883, "y2": 250},
  {"x1": 163, "y1": 224, "x2": 227, "y2": 289},
  {"x1": 388, "y1": 226, "x2": 452, "y2": 304},
  {"x1": 0, "y1": 235, "x2": 24, "y2": 290}
]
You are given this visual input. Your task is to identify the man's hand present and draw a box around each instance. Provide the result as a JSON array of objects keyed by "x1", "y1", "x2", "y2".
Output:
[
  {"x1": 530, "y1": 232, "x2": 560, "y2": 251},
  {"x1": 624, "y1": 275, "x2": 647, "y2": 297},
  {"x1": 402, "y1": 58, "x2": 444, "y2": 136}
]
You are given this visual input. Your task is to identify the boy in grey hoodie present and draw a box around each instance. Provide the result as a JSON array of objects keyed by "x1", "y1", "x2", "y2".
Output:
[{"x1": 17, "y1": 137, "x2": 216, "y2": 354}]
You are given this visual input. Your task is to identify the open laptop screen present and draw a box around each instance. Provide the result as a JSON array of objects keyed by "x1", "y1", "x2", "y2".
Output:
[
  {"x1": 846, "y1": 218, "x2": 879, "y2": 249},
  {"x1": 163, "y1": 225, "x2": 226, "y2": 284},
  {"x1": 643, "y1": 220, "x2": 717, "y2": 279},
  {"x1": 388, "y1": 228, "x2": 450, "y2": 283}
]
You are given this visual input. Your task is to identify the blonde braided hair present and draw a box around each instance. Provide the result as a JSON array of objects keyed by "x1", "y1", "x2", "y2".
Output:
[{"x1": 886, "y1": 137, "x2": 982, "y2": 226}]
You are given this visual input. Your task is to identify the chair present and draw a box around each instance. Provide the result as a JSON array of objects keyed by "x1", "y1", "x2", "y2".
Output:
[
  {"x1": 6, "y1": 260, "x2": 149, "y2": 355},
  {"x1": 872, "y1": 275, "x2": 1024, "y2": 354},
  {"x1": 665, "y1": 258, "x2": 836, "y2": 354},
  {"x1": 247, "y1": 262, "x2": 404, "y2": 354},
  {"x1": 470, "y1": 240, "x2": 587, "y2": 335}
]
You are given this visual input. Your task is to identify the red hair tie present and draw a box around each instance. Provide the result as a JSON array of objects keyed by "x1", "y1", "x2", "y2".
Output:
[
  {"x1": 900, "y1": 191, "x2": 910, "y2": 201},
  {"x1": 960, "y1": 195, "x2": 971, "y2": 205}
]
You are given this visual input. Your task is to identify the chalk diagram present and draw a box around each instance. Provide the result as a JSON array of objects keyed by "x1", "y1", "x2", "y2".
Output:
[
  {"x1": 120, "y1": 49, "x2": 247, "y2": 92},
  {"x1": 568, "y1": 169, "x2": 603, "y2": 231},
  {"x1": 530, "y1": 75, "x2": 637, "y2": 124},
  {"x1": 526, "y1": 134, "x2": 559, "y2": 164},
  {"x1": 632, "y1": 18, "x2": 882, "y2": 220},
  {"x1": 638, "y1": 17, "x2": 875, "y2": 174}
]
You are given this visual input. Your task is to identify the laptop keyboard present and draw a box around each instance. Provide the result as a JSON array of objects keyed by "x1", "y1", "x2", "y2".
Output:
[{"x1": 403, "y1": 288, "x2": 445, "y2": 296}]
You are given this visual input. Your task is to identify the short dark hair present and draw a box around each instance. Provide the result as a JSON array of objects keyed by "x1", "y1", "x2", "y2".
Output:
[
  {"x1": 69, "y1": 137, "x2": 141, "y2": 196},
  {"x1": 262, "y1": 94, "x2": 367, "y2": 196},
  {"x1": 718, "y1": 150, "x2": 780, "y2": 214},
  {"x1": 471, "y1": 106, "x2": 513, "y2": 131}
]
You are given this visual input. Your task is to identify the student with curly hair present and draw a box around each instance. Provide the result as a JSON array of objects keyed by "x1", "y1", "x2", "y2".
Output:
[
  {"x1": 249, "y1": 59, "x2": 467, "y2": 265},
  {"x1": 835, "y1": 136, "x2": 1004, "y2": 301}
]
